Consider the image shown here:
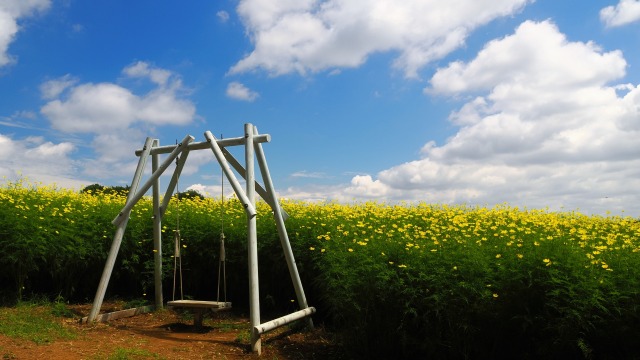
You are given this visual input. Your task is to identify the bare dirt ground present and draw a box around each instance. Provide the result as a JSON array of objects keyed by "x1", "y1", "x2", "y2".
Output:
[{"x1": 0, "y1": 302, "x2": 345, "y2": 360}]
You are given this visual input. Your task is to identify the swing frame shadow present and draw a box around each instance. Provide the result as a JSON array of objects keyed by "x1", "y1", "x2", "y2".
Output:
[{"x1": 86, "y1": 124, "x2": 314, "y2": 355}]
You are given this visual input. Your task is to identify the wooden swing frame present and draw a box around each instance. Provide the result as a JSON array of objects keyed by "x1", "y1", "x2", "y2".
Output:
[{"x1": 86, "y1": 124, "x2": 315, "y2": 355}]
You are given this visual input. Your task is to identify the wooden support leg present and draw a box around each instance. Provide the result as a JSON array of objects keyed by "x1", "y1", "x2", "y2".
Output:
[{"x1": 193, "y1": 309, "x2": 204, "y2": 329}]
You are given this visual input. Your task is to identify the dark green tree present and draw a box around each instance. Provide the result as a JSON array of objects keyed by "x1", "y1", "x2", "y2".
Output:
[
  {"x1": 81, "y1": 183, "x2": 131, "y2": 197},
  {"x1": 177, "y1": 189, "x2": 205, "y2": 201}
]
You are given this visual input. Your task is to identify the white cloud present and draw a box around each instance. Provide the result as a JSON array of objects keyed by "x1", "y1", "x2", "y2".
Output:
[
  {"x1": 41, "y1": 82, "x2": 139, "y2": 132},
  {"x1": 337, "y1": 20, "x2": 640, "y2": 216},
  {"x1": 41, "y1": 62, "x2": 196, "y2": 133},
  {"x1": 226, "y1": 81, "x2": 260, "y2": 101},
  {"x1": 216, "y1": 10, "x2": 230, "y2": 23},
  {"x1": 186, "y1": 183, "x2": 225, "y2": 198},
  {"x1": 230, "y1": 0, "x2": 532, "y2": 78},
  {"x1": 0, "y1": 0, "x2": 50, "y2": 67},
  {"x1": 71, "y1": 23, "x2": 83, "y2": 33},
  {"x1": 34, "y1": 62, "x2": 198, "y2": 185},
  {"x1": 290, "y1": 170, "x2": 328, "y2": 178},
  {"x1": 40, "y1": 74, "x2": 79, "y2": 99},
  {"x1": 0, "y1": 133, "x2": 87, "y2": 189},
  {"x1": 600, "y1": 0, "x2": 640, "y2": 27},
  {"x1": 123, "y1": 61, "x2": 172, "y2": 86}
]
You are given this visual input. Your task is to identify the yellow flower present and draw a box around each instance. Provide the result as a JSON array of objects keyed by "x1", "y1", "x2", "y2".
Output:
[
  {"x1": 309, "y1": 247, "x2": 315, "y2": 251},
  {"x1": 543, "y1": 258, "x2": 552, "y2": 266},
  {"x1": 495, "y1": 254, "x2": 502, "y2": 259},
  {"x1": 348, "y1": 248, "x2": 354, "y2": 252},
  {"x1": 493, "y1": 293, "x2": 499, "y2": 298}
]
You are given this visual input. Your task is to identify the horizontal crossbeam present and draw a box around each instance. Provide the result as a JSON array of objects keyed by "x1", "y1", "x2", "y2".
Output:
[
  {"x1": 134, "y1": 134, "x2": 271, "y2": 156},
  {"x1": 253, "y1": 307, "x2": 316, "y2": 335}
]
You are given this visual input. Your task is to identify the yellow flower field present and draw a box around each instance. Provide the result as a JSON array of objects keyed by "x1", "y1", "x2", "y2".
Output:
[{"x1": 1, "y1": 180, "x2": 639, "y2": 358}]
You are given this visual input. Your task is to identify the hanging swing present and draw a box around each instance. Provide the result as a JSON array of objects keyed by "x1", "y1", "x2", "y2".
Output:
[{"x1": 167, "y1": 151, "x2": 232, "y2": 329}]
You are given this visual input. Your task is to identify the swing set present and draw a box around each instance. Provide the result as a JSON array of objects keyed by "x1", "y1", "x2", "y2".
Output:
[
  {"x1": 86, "y1": 124, "x2": 315, "y2": 355},
  {"x1": 166, "y1": 154, "x2": 232, "y2": 329}
]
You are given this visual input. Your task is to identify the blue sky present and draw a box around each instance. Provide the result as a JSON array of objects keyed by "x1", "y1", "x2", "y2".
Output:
[{"x1": 1, "y1": 0, "x2": 640, "y2": 216}]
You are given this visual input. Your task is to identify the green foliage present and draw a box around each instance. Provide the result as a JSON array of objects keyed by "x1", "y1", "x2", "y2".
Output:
[
  {"x1": 177, "y1": 189, "x2": 205, "y2": 201},
  {"x1": 1, "y1": 181, "x2": 640, "y2": 358},
  {"x1": 286, "y1": 202, "x2": 640, "y2": 359},
  {"x1": 51, "y1": 295, "x2": 75, "y2": 318},
  {"x1": 105, "y1": 347, "x2": 164, "y2": 360},
  {"x1": 0, "y1": 303, "x2": 76, "y2": 344},
  {"x1": 81, "y1": 183, "x2": 131, "y2": 198}
]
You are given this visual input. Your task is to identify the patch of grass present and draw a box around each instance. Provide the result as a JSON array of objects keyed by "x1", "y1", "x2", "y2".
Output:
[
  {"x1": 50, "y1": 295, "x2": 75, "y2": 318},
  {"x1": 106, "y1": 347, "x2": 165, "y2": 360},
  {"x1": 1, "y1": 346, "x2": 17, "y2": 360},
  {"x1": 215, "y1": 319, "x2": 247, "y2": 332},
  {"x1": 0, "y1": 303, "x2": 75, "y2": 344},
  {"x1": 123, "y1": 298, "x2": 150, "y2": 309},
  {"x1": 235, "y1": 329, "x2": 251, "y2": 344}
]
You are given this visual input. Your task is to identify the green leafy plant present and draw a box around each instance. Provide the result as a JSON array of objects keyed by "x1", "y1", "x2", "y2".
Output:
[
  {"x1": 106, "y1": 347, "x2": 164, "y2": 360},
  {"x1": 1, "y1": 181, "x2": 640, "y2": 358},
  {"x1": 0, "y1": 302, "x2": 75, "y2": 344}
]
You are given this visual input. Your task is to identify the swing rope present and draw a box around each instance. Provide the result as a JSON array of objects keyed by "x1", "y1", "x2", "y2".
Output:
[
  {"x1": 172, "y1": 149, "x2": 184, "y2": 302},
  {"x1": 170, "y1": 137, "x2": 229, "y2": 305}
]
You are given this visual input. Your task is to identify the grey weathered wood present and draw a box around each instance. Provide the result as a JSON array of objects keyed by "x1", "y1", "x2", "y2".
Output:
[
  {"x1": 167, "y1": 300, "x2": 232, "y2": 328},
  {"x1": 167, "y1": 300, "x2": 232, "y2": 309},
  {"x1": 204, "y1": 131, "x2": 257, "y2": 218},
  {"x1": 245, "y1": 124, "x2": 261, "y2": 355},
  {"x1": 254, "y1": 307, "x2": 316, "y2": 335},
  {"x1": 81, "y1": 305, "x2": 155, "y2": 324},
  {"x1": 152, "y1": 139, "x2": 163, "y2": 310},
  {"x1": 134, "y1": 135, "x2": 270, "y2": 156},
  {"x1": 113, "y1": 134, "x2": 194, "y2": 226},
  {"x1": 88, "y1": 137, "x2": 154, "y2": 322},
  {"x1": 254, "y1": 125, "x2": 313, "y2": 330},
  {"x1": 221, "y1": 146, "x2": 290, "y2": 221},
  {"x1": 159, "y1": 147, "x2": 190, "y2": 218}
]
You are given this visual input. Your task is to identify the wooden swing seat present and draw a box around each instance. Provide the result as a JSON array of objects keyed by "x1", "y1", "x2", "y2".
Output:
[{"x1": 167, "y1": 300, "x2": 232, "y2": 328}]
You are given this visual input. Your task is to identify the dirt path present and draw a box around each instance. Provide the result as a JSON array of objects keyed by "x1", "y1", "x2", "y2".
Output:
[{"x1": 0, "y1": 303, "x2": 344, "y2": 359}]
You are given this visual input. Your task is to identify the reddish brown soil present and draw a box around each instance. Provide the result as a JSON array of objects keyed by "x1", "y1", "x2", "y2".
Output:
[{"x1": 0, "y1": 303, "x2": 344, "y2": 360}]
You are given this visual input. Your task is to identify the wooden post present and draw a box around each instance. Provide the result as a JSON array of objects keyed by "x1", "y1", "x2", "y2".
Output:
[
  {"x1": 254, "y1": 307, "x2": 316, "y2": 335},
  {"x1": 89, "y1": 137, "x2": 154, "y2": 322},
  {"x1": 152, "y1": 139, "x2": 163, "y2": 310},
  {"x1": 112, "y1": 135, "x2": 194, "y2": 226},
  {"x1": 245, "y1": 123, "x2": 261, "y2": 354},
  {"x1": 204, "y1": 131, "x2": 257, "y2": 217},
  {"x1": 221, "y1": 148, "x2": 289, "y2": 221},
  {"x1": 253, "y1": 126, "x2": 314, "y2": 330},
  {"x1": 159, "y1": 148, "x2": 191, "y2": 217}
]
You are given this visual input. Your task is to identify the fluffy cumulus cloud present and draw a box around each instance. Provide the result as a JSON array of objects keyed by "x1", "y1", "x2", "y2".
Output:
[
  {"x1": 339, "y1": 20, "x2": 640, "y2": 215},
  {"x1": 37, "y1": 62, "x2": 197, "y2": 181},
  {"x1": 226, "y1": 81, "x2": 260, "y2": 101},
  {"x1": 0, "y1": 134, "x2": 86, "y2": 188},
  {"x1": 41, "y1": 62, "x2": 195, "y2": 133},
  {"x1": 600, "y1": 0, "x2": 640, "y2": 27},
  {"x1": 230, "y1": 0, "x2": 532, "y2": 78},
  {"x1": 0, "y1": 0, "x2": 50, "y2": 67}
]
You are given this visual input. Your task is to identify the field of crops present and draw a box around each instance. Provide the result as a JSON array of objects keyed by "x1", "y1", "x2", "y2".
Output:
[{"x1": 1, "y1": 178, "x2": 639, "y2": 359}]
